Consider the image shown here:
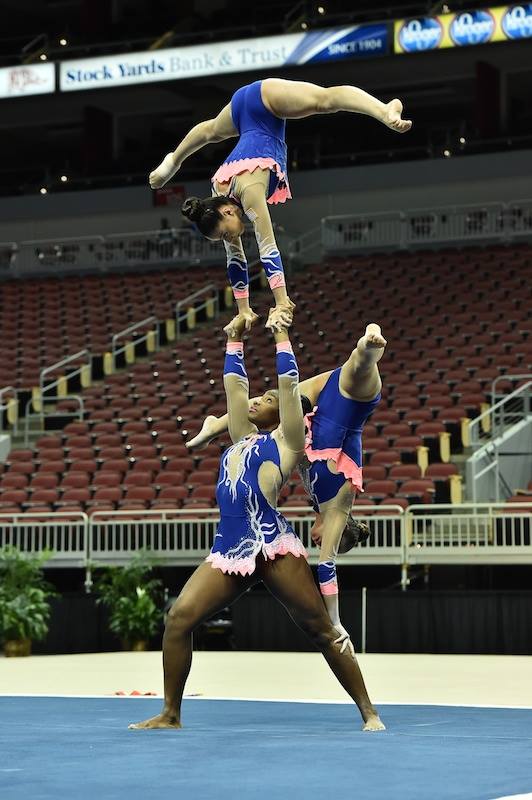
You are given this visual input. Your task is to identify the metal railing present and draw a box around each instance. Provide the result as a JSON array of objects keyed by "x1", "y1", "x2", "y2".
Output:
[
  {"x1": 5, "y1": 227, "x2": 260, "y2": 277},
  {"x1": 288, "y1": 226, "x2": 322, "y2": 265},
  {"x1": 469, "y1": 381, "x2": 532, "y2": 448},
  {"x1": 39, "y1": 350, "x2": 91, "y2": 408},
  {"x1": 0, "y1": 512, "x2": 88, "y2": 571},
  {"x1": 23, "y1": 394, "x2": 85, "y2": 447},
  {"x1": 492, "y1": 374, "x2": 532, "y2": 406},
  {"x1": 1, "y1": 503, "x2": 530, "y2": 591},
  {"x1": 406, "y1": 502, "x2": 532, "y2": 566},
  {"x1": 175, "y1": 284, "x2": 220, "y2": 341},
  {"x1": 322, "y1": 211, "x2": 404, "y2": 253},
  {"x1": 13, "y1": 236, "x2": 105, "y2": 275},
  {"x1": 322, "y1": 199, "x2": 532, "y2": 253},
  {"x1": 111, "y1": 316, "x2": 160, "y2": 368}
]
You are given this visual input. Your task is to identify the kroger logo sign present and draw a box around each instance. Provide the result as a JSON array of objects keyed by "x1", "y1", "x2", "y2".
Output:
[
  {"x1": 502, "y1": 4, "x2": 532, "y2": 40},
  {"x1": 398, "y1": 18, "x2": 443, "y2": 51},
  {"x1": 449, "y1": 10, "x2": 495, "y2": 46}
]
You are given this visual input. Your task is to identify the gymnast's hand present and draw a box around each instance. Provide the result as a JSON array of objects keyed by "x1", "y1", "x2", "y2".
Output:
[
  {"x1": 333, "y1": 622, "x2": 355, "y2": 658},
  {"x1": 265, "y1": 304, "x2": 293, "y2": 332},
  {"x1": 223, "y1": 310, "x2": 256, "y2": 339}
]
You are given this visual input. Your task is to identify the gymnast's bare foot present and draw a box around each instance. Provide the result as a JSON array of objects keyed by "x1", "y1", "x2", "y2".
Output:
[
  {"x1": 362, "y1": 714, "x2": 386, "y2": 732},
  {"x1": 149, "y1": 153, "x2": 179, "y2": 189},
  {"x1": 382, "y1": 99, "x2": 412, "y2": 134},
  {"x1": 186, "y1": 415, "x2": 218, "y2": 450},
  {"x1": 360, "y1": 323, "x2": 387, "y2": 351},
  {"x1": 129, "y1": 712, "x2": 182, "y2": 730}
]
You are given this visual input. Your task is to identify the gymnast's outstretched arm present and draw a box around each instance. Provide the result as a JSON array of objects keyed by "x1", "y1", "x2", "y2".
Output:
[
  {"x1": 149, "y1": 104, "x2": 237, "y2": 189},
  {"x1": 223, "y1": 317, "x2": 257, "y2": 444},
  {"x1": 270, "y1": 317, "x2": 305, "y2": 458}
]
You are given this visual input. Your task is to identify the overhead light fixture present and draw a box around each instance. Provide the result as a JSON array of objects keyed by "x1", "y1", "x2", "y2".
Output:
[
  {"x1": 39, "y1": 187, "x2": 48, "y2": 194},
  {"x1": 301, "y1": 21, "x2": 308, "y2": 30},
  {"x1": 59, "y1": 38, "x2": 68, "y2": 46},
  {"x1": 317, "y1": 5, "x2": 326, "y2": 13},
  {"x1": 39, "y1": 53, "x2": 47, "y2": 61},
  {"x1": 443, "y1": 149, "x2": 451, "y2": 158},
  {"x1": 60, "y1": 175, "x2": 68, "y2": 182},
  {"x1": 459, "y1": 136, "x2": 466, "y2": 145}
]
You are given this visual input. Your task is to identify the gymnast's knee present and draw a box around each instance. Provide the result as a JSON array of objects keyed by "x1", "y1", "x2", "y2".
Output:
[
  {"x1": 164, "y1": 599, "x2": 196, "y2": 639},
  {"x1": 296, "y1": 611, "x2": 336, "y2": 650}
]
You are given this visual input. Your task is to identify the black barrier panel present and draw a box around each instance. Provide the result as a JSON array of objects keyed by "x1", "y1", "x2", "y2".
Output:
[{"x1": 32, "y1": 589, "x2": 532, "y2": 656}]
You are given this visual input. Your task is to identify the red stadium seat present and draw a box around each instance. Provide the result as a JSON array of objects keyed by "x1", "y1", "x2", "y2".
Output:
[
  {"x1": 124, "y1": 486, "x2": 156, "y2": 503},
  {"x1": 7, "y1": 449, "x2": 33, "y2": 462},
  {"x1": 0, "y1": 489, "x2": 28, "y2": 507},
  {"x1": 123, "y1": 471, "x2": 152, "y2": 487},
  {"x1": 57, "y1": 488, "x2": 91, "y2": 506},
  {"x1": 397, "y1": 479, "x2": 435, "y2": 504},
  {"x1": 389, "y1": 464, "x2": 422, "y2": 481},
  {"x1": 92, "y1": 471, "x2": 122, "y2": 488},
  {"x1": 364, "y1": 480, "x2": 397, "y2": 501},
  {"x1": 91, "y1": 487, "x2": 122, "y2": 504},
  {"x1": 370, "y1": 450, "x2": 401, "y2": 468},
  {"x1": 60, "y1": 472, "x2": 91, "y2": 490},
  {"x1": 362, "y1": 465, "x2": 387, "y2": 481},
  {"x1": 157, "y1": 486, "x2": 189, "y2": 502},
  {"x1": 30, "y1": 473, "x2": 59, "y2": 490},
  {"x1": 70, "y1": 459, "x2": 98, "y2": 474},
  {"x1": 9, "y1": 462, "x2": 35, "y2": 475},
  {"x1": 1, "y1": 474, "x2": 28, "y2": 489}
]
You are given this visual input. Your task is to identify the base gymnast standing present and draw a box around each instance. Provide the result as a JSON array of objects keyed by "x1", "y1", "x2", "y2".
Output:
[
  {"x1": 149, "y1": 77, "x2": 411, "y2": 330},
  {"x1": 130, "y1": 310, "x2": 384, "y2": 732},
  {"x1": 186, "y1": 315, "x2": 387, "y2": 654}
]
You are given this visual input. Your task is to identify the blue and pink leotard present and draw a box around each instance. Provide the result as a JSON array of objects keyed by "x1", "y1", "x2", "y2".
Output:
[
  {"x1": 212, "y1": 80, "x2": 292, "y2": 205},
  {"x1": 304, "y1": 368, "x2": 381, "y2": 503}
]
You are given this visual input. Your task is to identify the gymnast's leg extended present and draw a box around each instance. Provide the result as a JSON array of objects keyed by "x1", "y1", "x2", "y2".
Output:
[
  {"x1": 261, "y1": 77, "x2": 412, "y2": 133},
  {"x1": 129, "y1": 562, "x2": 255, "y2": 729},
  {"x1": 258, "y1": 553, "x2": 384, "y2": 731}
]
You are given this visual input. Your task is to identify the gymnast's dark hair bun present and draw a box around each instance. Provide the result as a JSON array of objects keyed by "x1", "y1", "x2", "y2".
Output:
[{"x1": 181, "y1": 196, "x2": 204, "y2": 223}]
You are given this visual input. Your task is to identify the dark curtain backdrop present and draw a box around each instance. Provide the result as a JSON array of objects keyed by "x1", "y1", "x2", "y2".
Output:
[{"x1": 31, "y1": 590, "x2": 532, "y2": 656}]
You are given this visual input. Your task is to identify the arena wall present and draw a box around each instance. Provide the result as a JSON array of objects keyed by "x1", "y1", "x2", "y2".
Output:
[{"x1": 2, "y1": 148, "x2": 531, "y2": 242}]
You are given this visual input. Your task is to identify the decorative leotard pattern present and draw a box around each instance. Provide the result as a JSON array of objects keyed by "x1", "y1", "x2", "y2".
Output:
[{"x1": 207, "y1": 432, "x2": 307, "y2": 576}]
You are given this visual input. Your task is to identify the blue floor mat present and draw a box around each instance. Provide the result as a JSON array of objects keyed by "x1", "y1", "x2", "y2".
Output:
[{"x1": 1, "y1": 697, "x2": 531, "y2": 800}]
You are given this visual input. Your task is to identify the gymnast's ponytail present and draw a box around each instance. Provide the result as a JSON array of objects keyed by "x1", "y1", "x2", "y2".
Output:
[{"x1": 181, "y1": 195, "x2": 238, "y2": 238}]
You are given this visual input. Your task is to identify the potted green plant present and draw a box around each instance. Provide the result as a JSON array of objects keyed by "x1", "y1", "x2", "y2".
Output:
[
  {"x1": 93, "y1": 552, "x2": 163, "y2": 651},
  {"x1": 0, "y1": 545, "x2": 56, "y2": 657}
]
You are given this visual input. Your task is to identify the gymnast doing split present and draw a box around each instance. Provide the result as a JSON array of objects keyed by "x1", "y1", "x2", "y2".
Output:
[{"x1": 149, "y1": 77, "x2": 411, "y2": 332}]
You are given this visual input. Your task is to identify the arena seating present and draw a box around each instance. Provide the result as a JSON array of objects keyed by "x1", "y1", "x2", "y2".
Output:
[
  {"x1": 0, "y1": 266, "x2": 224, "y2": 390},
  {"x1": 0, "y1": 243, "x2": 530, "y2": 514}
]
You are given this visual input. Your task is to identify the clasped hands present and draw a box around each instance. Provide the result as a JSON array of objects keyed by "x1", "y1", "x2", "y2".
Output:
[{"x1": 223, "y1": 298, "x2": 295, "y2": 338}]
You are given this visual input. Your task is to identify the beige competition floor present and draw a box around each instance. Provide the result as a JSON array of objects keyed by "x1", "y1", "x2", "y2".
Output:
[{"x1": 1, "y1": 651, "x2": 532, "y2": 708}]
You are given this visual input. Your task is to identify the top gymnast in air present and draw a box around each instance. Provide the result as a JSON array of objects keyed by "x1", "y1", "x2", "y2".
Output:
[{"x1": 149, "y1": 77, "x2": 412, "y2": 330}]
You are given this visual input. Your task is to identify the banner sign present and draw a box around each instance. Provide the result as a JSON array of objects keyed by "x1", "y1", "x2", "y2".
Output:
[
  {"x1": 60, "y1": 24, "x2": 388, "y2": 92},
  {"x1": 0, "y1": 63, "x2": 55, "y2": 98},
  {"x1": 395, "y1": 4, "x2": 532, "y2": 52}
]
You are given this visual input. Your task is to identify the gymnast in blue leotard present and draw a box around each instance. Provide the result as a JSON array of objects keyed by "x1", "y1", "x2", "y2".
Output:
[
  {"x1": 129, "y1": 311, "x2": 384, "y2": 733},
  {"x1": 149, "y1": 77, "x2": 412, "y2": 331},
  {"x1": 207, "y1": 334, "x2": 306, "y2": 575}
]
